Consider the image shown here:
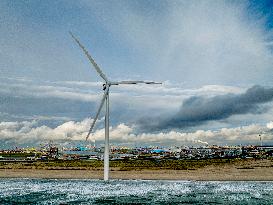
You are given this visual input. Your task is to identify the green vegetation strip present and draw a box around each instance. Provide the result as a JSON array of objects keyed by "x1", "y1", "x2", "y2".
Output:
[
  {"x1": 0, "y1": 153, "x2": 36, "y2": 157},
  {"x1": 0, "y1": 158, "x2": 241, "y2": 170}
]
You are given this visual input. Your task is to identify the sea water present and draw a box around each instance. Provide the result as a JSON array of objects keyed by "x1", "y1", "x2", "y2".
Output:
[{"x1": 0, "y1": 179, "x2": 273, "y2": 204}]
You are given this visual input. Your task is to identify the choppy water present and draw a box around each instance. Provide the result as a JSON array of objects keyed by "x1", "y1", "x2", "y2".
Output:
[{"x1": 0, "y1": 179, "x2": 273, "y2": 204}]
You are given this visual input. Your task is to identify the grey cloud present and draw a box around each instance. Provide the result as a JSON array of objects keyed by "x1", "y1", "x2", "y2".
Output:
[
  {"x1": 2, "y1": 77, "x2": 272, "y2": 134},
  {"x1": 141, "y1": 85, "x2": 273, "y2": 131},
  {"x1": 1, "y1": 78, "x2": 243, "y2": 127},
  {"x1": 0, "y1": 94, "x2": 96, "y2": 125}
]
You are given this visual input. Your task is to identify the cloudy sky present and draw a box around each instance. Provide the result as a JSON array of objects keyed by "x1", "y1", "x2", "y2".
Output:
[{"x1": 1, "y1": 0, "x2": 273, "y2": 148}]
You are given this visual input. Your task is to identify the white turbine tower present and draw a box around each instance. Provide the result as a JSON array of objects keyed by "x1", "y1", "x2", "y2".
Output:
[{"x1": 70, "y1": 32, "x2": 161, "y2": 181}]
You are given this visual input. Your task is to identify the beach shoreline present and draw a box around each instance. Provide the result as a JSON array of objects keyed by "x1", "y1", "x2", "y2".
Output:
[{"x1": 1, "y1": 159, "x2": 273, "y2": 181}]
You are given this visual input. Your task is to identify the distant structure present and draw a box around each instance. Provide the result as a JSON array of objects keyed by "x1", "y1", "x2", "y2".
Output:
[
  {"x1": 70, "y1": 32, "x2": 161, "y2": 181},
  {"x1": 49, "y1": 147, "x2": 58, "y2": 158}
]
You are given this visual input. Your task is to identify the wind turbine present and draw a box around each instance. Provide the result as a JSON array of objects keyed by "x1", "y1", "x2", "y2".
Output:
[{"x1": 70, "y1": 32, "x2": 161, "y2": 181}]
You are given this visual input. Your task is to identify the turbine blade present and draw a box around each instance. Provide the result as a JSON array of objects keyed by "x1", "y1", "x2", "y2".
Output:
[
  {"x1": 115, "y1": 80, "x2": 143, "y2": 84},
  {"x1": 69, "y1": 32, "x2": 109, "y2": 82},
  {"x1": 86, "y1": 86, "x2": 109, "y2": 141},
  {"x1": 143, "y1": 81, "x2": 162, "y2": 85},
  {"x1": 113, "y1": 81, "x2": 162, "y2": 85}
]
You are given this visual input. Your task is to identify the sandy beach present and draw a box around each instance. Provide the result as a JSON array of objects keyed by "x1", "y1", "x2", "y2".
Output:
[{"x1": 1, "y1": 159, "x2": 273, "y2": 180}]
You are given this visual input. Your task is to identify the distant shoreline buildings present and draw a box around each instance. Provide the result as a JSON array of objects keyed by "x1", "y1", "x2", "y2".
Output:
[{"x1": 1, "y1": 144, "x2": 273, "y2": 162}]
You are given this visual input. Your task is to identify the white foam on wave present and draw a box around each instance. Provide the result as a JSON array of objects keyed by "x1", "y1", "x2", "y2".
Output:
[{"x1": 1, "y1": 179, "x2": 273, "y2": 203}]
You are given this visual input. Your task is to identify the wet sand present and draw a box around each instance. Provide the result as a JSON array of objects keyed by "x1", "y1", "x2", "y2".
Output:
[{"x1": 1, "y1": 159, "x2": 273, "y2": 180}]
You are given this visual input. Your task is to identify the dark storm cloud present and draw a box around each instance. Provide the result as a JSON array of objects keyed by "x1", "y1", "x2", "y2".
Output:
[{"x1": 141, "y1": 85, "x2": 273, "y2": 131}]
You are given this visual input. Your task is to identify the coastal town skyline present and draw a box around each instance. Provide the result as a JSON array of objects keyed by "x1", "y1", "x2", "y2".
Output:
[{"x1": 1, "y1": 0, "x2": 273, "y2": 148}]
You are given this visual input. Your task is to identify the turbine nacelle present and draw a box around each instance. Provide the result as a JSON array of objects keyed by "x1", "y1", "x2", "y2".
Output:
[{"x1": 102, "y1": 83, "x2": 107, "y2": 91}]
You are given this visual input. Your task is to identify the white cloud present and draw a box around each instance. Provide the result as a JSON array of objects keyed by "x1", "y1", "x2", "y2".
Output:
[
  {"x1": 0, "y1": 112, "x2": 72, "y2": 122},
  {"x1": 0, "y1": 81, "x2": 100, "y2": 102},
  {"x1": 0, "y1": 119, "x2": 91, "y2": 142},
  {"x1": 267, "y1": 121, "x2": 273, "y2": 129},
  {"x1": 81, "y1": 0, "x2": 273, "y2": 86},
  {"x1": 1, "y1": 119, "x2": 272, "y2": 146}
]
